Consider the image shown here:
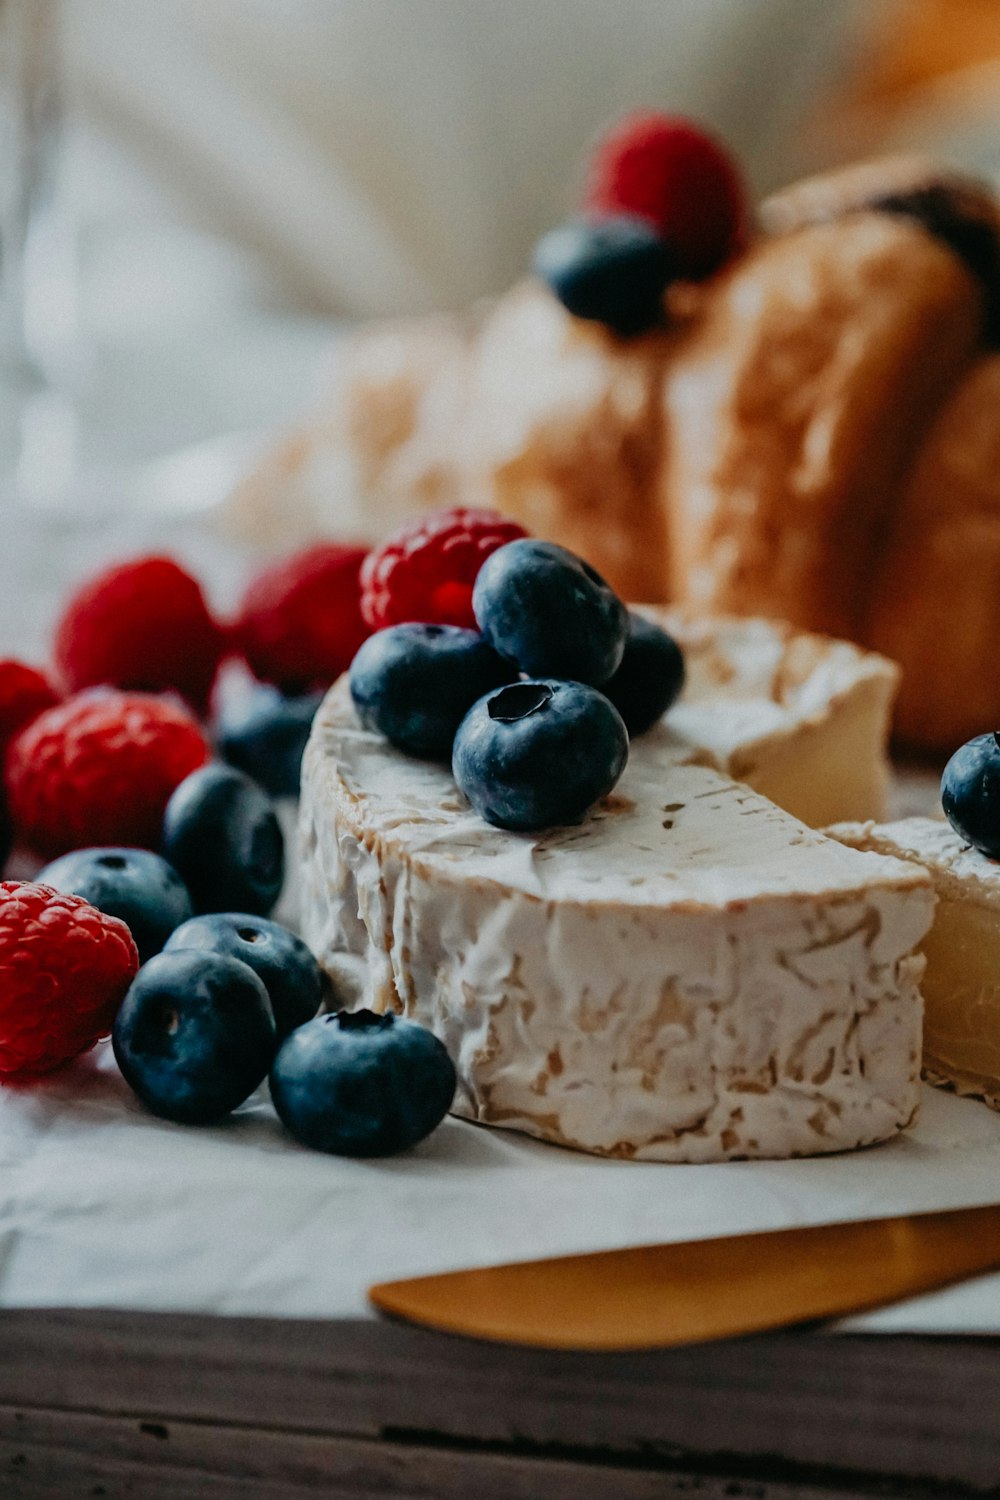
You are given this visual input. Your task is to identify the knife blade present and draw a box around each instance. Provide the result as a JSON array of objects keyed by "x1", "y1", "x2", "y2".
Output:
[{"x1": 369, "y1": 1202, "x2": 1000, "y2": 1350}]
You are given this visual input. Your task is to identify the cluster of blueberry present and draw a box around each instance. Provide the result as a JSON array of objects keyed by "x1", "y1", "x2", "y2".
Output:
[
  {"x1": 37, "y1": 770, "x2": 455, "y2": 1157},
  {"x1": 350, "y1": 539, "x2": 685, "y2": 831},
  {"x1": 115, "y1": 924, "x2": 455, "y2": 1158},
  {"x1": 36, "y1": 760, "x2": 285, "y2": 960}
]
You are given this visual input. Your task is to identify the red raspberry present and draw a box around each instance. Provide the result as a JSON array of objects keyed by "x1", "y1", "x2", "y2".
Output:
[
  {"x1": 5, "y1": 691, "x2": 210, "y2": 857},
  {"x1": 54, "y1": 555, "x2": 225, "y2": 714},
  {"x1": 0, "y1": 660, "x2": 60, "y2": 760},
  {"x1": 360, "y1": 508, "x2": 528, "y2": 632},
  {"x1": 0, "y1": 881, "x2": 138, "y2": 1075},
  {"x1": 584, "y1": 111, "x2": 748, "y2": 281},
  {"x1": 233, "y1": 543, "x2": 370, "y2": 692}
]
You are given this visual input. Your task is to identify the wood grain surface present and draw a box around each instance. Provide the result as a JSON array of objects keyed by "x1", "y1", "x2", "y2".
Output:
[{"x1": 2, "y1": 1310, "x2": 998, "y2": 1498}]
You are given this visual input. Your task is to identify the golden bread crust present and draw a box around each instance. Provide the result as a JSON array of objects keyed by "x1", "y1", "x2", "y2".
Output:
[
  {"x1": 661, "y1": 214, "x2": 982, "y2": 637},
  {"x1": 336, "y1": 314, "x2": 473, "y2": 525},
  {"x1": 760, "y1": 154, "x2": 972, "y2": 233},
  {"x1": 867, "y1": 354, "x2": 1000, "y2": 750},
  {"x1": 456, "y1": 283, "x2": 684, "y2": 601}
]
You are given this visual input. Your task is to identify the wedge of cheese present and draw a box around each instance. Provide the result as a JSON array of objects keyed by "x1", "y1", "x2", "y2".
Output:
[
  {"x1": 299, "y1": 615, "x2": 933, "y2": 1163},
  {"x1": 831, "y1": 816, "x2": 1000, "y2": 1111},
  {"x1": 657, "y1": 610, "x2": 899, "y2": 828}
]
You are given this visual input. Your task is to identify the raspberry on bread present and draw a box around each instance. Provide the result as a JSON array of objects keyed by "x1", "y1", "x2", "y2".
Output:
[{"x1": 584, "y1": 110, "x2": 748, "y2": 281}]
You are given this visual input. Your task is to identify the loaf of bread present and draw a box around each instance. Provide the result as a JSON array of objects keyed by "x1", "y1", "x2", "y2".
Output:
[{"x1": 226, "y1": 157, "x2": 1000, "y2": 752}]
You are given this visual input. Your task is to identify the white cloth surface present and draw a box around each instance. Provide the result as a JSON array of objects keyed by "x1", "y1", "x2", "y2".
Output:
[{"x1": 1, "y1": 1046, "x2": 999, "y2": 1330}]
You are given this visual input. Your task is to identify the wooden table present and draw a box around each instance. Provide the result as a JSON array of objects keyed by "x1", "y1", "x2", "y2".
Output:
[{"x1": 3, "y1": 1307, "x2": 999, "y2": 1497}]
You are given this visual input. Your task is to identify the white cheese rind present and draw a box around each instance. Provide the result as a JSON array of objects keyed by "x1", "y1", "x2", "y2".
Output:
[
  {"x1": 656, "y1": 609, "x2": 898, "y2": 827},
  {"x1": 300, "y1": 673, "x2": 934, "y2": 1163},
  {"x1": 829, "y1": 816, "x2": 1000, "y2": 908},
  {"x1": 829, "y1": 816, "x2": 1000, "y2": 1110}
]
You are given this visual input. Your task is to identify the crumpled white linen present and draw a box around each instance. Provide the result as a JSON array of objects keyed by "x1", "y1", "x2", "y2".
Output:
[{"x1": 1, "y1": 1047, "x2": 1000, "y2": 1330}]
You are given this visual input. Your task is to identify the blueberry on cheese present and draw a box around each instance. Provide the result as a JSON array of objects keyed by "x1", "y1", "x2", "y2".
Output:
[
  {"x1": 349, "y1": 623, "x2": 514, "y2": 761},
  {"x1": 452, "y1": 679, "x2": 628, "y2": 831},
  {"x1": 472, "y1": 539, "x2": 628, "y2": 686},
  {"x1": 941, "y1": 732, "x2": 1000, "y2": 857}
]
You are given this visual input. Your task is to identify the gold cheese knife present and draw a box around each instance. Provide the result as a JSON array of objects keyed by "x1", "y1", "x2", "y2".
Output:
[{"x1": 369, "y1": 1203, "x2": 1000, "y2": 1350}]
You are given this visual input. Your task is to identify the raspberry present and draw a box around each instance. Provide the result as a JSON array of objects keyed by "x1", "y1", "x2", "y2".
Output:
[
  {"x1": 233, "y1": 543, "x2": 370, "y2": 693},
  {"x1": 54, "y1": 555, "x2": 225, "y2": 714},
  {"x1": 0, "y1": 881, "x2": 139, "y2": 1075},
  {"x1": 584, "y1": 111, "x2": 748, "y2": 281},
  {"x1": 360, "y1": 508, "x2": 528, "y2": 632},
  {"x1": 5, "y1": 691, "x2": 210, "y2": 857},
  {"x1": 0, "y1": 659, "x2": 60, "y2": 760}
]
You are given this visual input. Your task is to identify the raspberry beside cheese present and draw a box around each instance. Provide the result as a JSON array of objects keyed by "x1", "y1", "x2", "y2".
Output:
[
  {"x1": 5, "y1": 691, "x2": 210, "y2": 857},
  {"x1": 360, "y1": 507, "x2": 527, "y2": 631},
  {"x1": 234, "y1": 543, "x2": 370, "y2": 693},
  {"x1": 0, "y1": 660, "x2": 60, "y2": 759},
  {"x1": 54, "y1": 556, "x2": 224, "y2": 714},
  {"x1": 0, "y1": 881, "x2": 139, "y2": 1075}
]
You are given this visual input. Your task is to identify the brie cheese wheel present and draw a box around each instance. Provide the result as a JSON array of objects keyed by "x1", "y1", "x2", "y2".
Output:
[
  {"x1": 830, "y1": 816, "x2": 1000, "y2": 1111},
  {"x1": 299, "y1": 616, "x2": 933, "y2": 1162}
]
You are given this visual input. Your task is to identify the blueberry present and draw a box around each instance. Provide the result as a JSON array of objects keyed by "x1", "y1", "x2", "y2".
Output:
[
  {"x1": 349, "y1": 624, "x2": 515, "y2": 760},
  {"x1": 162, "y1": 764, "x2": 284, "y2": 916},
  {"x1": 601, "y1": 613, "x2": 686, "y2": 737},
  {"x1": 533, "y1": 215, "x2": 674, "y2": 337},
  {"x1": 113, "y1": 950, "x2": 276, "y2": 1125},
  {"x1": 472, "y1": 539, "x2": 628, "y2": 685},
  {"x1": 216, "y1": 685, "x2": 324, "y2": 798},
  {"x1": 270, "y1": 1009, "x2": 456, "y2": 1157},
  {"x1": 941, "y1": 732, "x2": 1000, "y2": 856},
  {"x1": 36, "y1": 847, "x2": 194, "y2": 963},
  {"x1": 165, "y1": 913, "x2": 323, "y2": 1039},
  {"x1": 452, "y1": 678, "x2": 628, "y2": 831}
]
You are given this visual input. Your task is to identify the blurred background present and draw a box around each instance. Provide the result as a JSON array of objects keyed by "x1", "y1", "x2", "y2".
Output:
[{"x1": 3, "y1": 0, "x2": 1000, "y2": 549}]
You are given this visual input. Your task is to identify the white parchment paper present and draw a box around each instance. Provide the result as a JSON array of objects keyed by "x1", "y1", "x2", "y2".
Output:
[{"x1": 0, "y1": 1049, "x2": 999, "y2": 1330}]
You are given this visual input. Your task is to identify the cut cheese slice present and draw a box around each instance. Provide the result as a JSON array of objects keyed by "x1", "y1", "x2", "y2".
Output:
[
  {"x1": 830, "y1": 816, "x2": 1000, "y2": 1111},
  {"x1": 299, "y1": 617, "x2": 933, "y2": 1162},
  {"x1": 657, "y1": 610, "x2": 897, "y2": 827}
]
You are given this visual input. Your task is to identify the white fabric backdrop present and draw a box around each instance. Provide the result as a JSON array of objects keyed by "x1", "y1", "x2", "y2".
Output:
[{"x1": 61, "y1": 0, "x2": 870, "y2": 318}]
